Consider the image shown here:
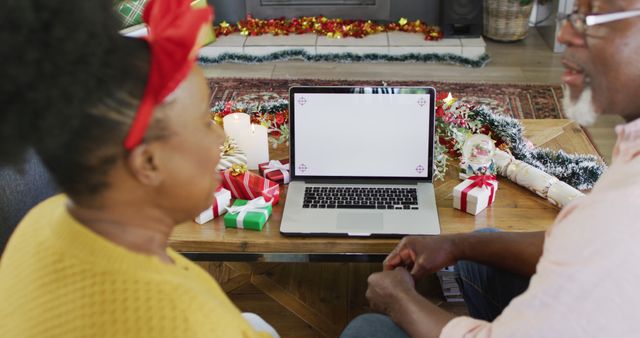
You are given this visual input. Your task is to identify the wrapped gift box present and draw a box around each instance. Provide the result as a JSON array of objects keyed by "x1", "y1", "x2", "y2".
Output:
[
  {"x1": 217, "y1": 151, "x2": 248, "y2": 172},
  {"x1": 217, "y1": 137, "x2": 249, "y2": 172},
  {"x1": 194, "y1": 187, "x2": 232, "y2": 224},
  {"x1": 258, "y1": 160, "x2": 290, "y2": 184},
  {"x1": 453, "y1": 176, "x2": 499, "y2": 215},
  {"x1": 221, "y1": 165, "x2": 280, "y2": 205},
  {"x1": 224, "y1": 198, "x2": 273, "y2": 231}
]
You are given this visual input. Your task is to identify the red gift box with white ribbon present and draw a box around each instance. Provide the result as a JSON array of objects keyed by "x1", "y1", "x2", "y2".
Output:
[
  {"x1": 220, "y1": 165, "x2": 280, "y2": 205},
  {"x1": 258, "y1": 159, "x2": 290, "y2": 184}
]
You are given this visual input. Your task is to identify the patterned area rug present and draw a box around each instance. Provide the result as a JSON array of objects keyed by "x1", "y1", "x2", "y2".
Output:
[{"x1": 208, "y1": 78, "x2": 565, "y2": 119}]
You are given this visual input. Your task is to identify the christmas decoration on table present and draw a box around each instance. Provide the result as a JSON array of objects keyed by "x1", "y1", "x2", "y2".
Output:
[
  {"x1": 221, "y1": 113, "x2": 269, "y2": 169},
  {"x1": 194, "y1": 187, "x2": 232, "y2": 224},
  {"x1": 494, "y1": 149, "x2": 584, "y2": 208},
  {"x1": 211, "y1": 98, "x2": 289, "y2": 148},
  {"x1": 505, "y1": 157, "x2": 558, "y2": 198},
  {"x1": 493, "y1": 148, "x2": 514, "y2": 176},
  {"x1": 223, "y1": 197, "x2": 273, "y2": 231},
  {"x1": 472, "y1": 107, "x2": 605, "y2": 190},
  {"x1": 547, "y1": 180, "x2": 584, "y2": 209},
  {"x1": 259, "y1": 159, "x2": 290, "y2": 184},
  {"x1": 208, "y1": 92, "x2": 606, "y2": 192},
  {"x1": 220, "y1": 164, "x2": 280, "y2": 205},
  {"x1": 434, "y1": 92, "x2": 481, "y2": 180},
  {"x1": 453, "y1": 174, "x2": 499, "y2": 215},
  {"x1": 199, "y1": 50, "x2": 491, "y2": 68},
  {"x1": 115, "y1": 0, "x2": 216, "y2": 45},
  {"x1": 459, "y1": 134, "x2": 497, "y2": 180},
  {"x1": 214, "y1": 15, "x2": 443, "y2": 41},
  {"x1": 433, "y1": 92, "x2": 606, "y2": 190},
  {"x1": 216, "y1": 136, "x2": 248, "y2": 171}
]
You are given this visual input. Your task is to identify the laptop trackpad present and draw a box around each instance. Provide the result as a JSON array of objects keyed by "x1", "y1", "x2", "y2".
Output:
[{"x1": 336, "y1": 212, "x2": 384, "y2": 232}]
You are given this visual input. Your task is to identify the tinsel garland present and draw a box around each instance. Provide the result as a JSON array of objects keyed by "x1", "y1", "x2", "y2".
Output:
[
  {"x1": 215, "y1": 16, "x2": 443, "y2": 40},
  {"x1": 211, "y1": 99, "x2": 288, "y2": 116},
  {"x1": 199, "y1": 49, "x2": 491, "y2": 68},
  {"x1": 470, "y1": 107, "x2": 606, "y2": 190}
]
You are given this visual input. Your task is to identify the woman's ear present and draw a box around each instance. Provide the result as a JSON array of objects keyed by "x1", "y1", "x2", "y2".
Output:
[{"x1": 126, "y1": 143, "x2": 163, "y2": 186}]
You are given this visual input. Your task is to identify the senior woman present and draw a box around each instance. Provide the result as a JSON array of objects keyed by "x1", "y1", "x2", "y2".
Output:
[{"x1": 0, "y1": 0, "x2": 277, "y2": 337}]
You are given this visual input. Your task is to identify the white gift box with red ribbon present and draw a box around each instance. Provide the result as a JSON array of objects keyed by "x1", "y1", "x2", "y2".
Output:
[
  {"x1": 453, "y1": 175, "x2": 498, "y2": 216},
  {"x1": 194, "y1": 187, "x2": 232, "y2": 224}
]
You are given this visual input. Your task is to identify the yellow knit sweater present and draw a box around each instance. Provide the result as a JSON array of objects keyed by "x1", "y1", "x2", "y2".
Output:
[{"x1": 0, "y1": 195, "x2": 272, "y2": 338}]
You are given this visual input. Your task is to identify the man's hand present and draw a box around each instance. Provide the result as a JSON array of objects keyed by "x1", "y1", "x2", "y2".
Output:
[
  {"x1": 367, "y1": 267, "x2": 456, "y2": 338},
  {"x1": 383, "y1": 235, "x2": 458, "y2": 281},
  {"x1": 366, "y1": 267, "x2": 416, "y2": 316}
]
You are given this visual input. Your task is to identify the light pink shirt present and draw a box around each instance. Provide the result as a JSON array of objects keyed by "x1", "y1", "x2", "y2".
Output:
[{"x1": 441, "y1": 118, "x2": 640, "y2": 338}]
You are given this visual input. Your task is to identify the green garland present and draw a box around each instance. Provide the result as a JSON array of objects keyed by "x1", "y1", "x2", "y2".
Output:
[
  {"x1": 471, "y1": 107, "x2": 606, "y2": 190},
  {"x1": 199, "y1": 49, "x2": 491, "y2": 68},
  {"x1": 211, "y1": 99, "x2": 288, "y2": 116}
]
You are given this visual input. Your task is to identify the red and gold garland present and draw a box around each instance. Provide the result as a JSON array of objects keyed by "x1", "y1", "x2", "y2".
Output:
[{"x1": 214, "y1": 15, "x2": 443, "y2": 41}]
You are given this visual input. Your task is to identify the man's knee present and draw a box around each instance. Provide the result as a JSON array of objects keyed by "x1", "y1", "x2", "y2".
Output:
[
  {"x1": 455, "y1": 259, "x2": 482, "y2": 282},
  {"x1": 341, "y1": 313, "x2": 409, "y2": 338}
]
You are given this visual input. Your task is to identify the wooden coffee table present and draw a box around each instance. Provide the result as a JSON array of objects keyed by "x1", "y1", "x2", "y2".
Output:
[{"x1": 170, "y1": 119, "x2": 600, "y2": 261}]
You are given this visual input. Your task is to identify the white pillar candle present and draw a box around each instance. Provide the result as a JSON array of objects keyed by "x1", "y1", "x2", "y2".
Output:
[
  {"x1": 222, "y1": 113, "x2": 269, "y2": 170},
  {"x1": 243, "y1": 124, "x2": 269, "y2": 170},
  {"x1": 222, "y1": 113, "x2": 251, "y2": 140}
]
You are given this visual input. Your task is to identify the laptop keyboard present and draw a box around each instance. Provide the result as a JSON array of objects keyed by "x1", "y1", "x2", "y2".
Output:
[{"x1": 303, "y1": 187, "x2": 419, "y2": 210}]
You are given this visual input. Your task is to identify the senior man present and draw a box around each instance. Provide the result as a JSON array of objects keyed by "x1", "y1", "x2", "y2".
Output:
[{"x1": 341, "y1": 1, "x2": 640, "y2": 337}]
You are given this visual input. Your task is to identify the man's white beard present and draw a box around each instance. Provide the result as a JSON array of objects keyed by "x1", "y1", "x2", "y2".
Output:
[{"x1": 562, "y1": 85, "x2": 598, "y2": 126}]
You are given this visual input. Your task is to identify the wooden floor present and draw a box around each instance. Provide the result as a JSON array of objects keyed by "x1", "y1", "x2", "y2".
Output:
[{"x1": 199, "y1": 31, "x2": 620, "y2": 337}]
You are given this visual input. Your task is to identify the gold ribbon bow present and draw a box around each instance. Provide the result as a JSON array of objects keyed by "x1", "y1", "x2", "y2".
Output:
[
  {"x1": 230, "y1": 163, "x2": 247, "y2": 176},
  {"x1": 220, "y1": 137, "x2": 238, "y2": 155}
]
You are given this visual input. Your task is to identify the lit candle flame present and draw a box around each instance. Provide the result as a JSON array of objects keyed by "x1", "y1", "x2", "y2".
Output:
[
  {"x1": 444, "y1": 92, "x2": 454, "y2": 106},
  {"x1": 250, "y1": 124, "x2": 256, "y2": 133}
]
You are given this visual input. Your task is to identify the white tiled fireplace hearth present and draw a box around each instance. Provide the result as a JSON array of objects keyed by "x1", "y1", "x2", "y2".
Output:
[{"x1": 200, "y1": 32, "x2": 486, "y2": 60}]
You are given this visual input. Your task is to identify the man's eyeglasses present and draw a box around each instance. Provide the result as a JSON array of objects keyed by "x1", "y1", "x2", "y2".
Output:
[{"x1": 558, "y1": 9, "x2": 640, "y2": 35}]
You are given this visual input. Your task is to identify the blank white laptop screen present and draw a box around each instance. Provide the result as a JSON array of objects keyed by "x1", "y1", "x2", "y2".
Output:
[{"x1": 292, "y1": 89, "x2": 432, "y2": 178}]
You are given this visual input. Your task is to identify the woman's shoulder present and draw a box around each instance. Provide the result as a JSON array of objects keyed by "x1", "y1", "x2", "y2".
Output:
[
  {"x1": 1, "y1": 194, "x2": 66, "y2": 263},
  {"x1": 16, "y1": 193, "x2": 67, "y2": 230}
]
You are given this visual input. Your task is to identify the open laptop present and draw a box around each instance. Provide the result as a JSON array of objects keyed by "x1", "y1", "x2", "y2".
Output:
[{"x1": 280, "y1": 86, "x2": 441, "y2": 237}]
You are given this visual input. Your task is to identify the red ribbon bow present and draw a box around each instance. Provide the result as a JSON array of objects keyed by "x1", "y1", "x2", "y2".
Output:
[
  {"x1": 460, "y1": 175, "x2": 497, "y2": 213},
  {"x1": 124, "y1": 0, "x2": 213, "y2": 150}
]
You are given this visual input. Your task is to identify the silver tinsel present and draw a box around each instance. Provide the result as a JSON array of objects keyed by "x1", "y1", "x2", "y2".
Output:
[
  {"x1": 199, "y1": 49, "x2": 491, "y2": 68},
  {"x1": 471, "y1": 107, "x2": 607, "y2": 190}
]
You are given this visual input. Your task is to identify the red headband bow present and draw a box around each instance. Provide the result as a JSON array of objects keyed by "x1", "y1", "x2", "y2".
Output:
[{"x1": 124, "y1": 0, "x2": 213, "y2": 150}]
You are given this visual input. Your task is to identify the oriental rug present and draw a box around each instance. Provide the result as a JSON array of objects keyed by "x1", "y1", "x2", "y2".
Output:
[{"x1": 208, "y1": 77, "x2": 565, "y2": 120}]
